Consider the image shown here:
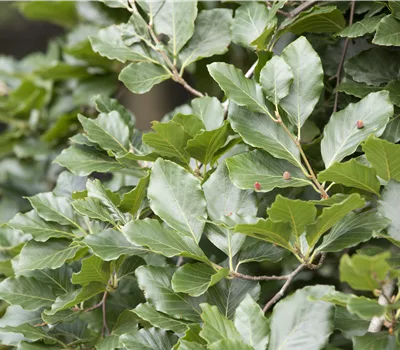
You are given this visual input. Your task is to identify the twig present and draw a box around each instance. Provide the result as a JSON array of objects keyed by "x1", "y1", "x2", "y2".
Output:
[
  {"x1": 176, "y1": 256, "x2": 184, "y2": 267},
  {"x1": 368, "y1": 280, "x2": 395, "y2": 332},
  {"x1": 287, "y1": 1, "x2": 319, "y2": 18},
  {"x1": 101, "y1": 291, "x2": 109, "y2": 336},
  {"x1": 262, "y1": 264, "x2": 305, "y2": 312},
  {"x1": 232, "y1": 271, "x2": 292, "y2": 281},
  {"x1": 333, "y1": 1, "x2": 356, "y2": 113}
]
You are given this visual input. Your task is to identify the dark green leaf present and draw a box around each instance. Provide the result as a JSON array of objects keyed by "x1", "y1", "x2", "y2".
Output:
[
  {"x1": 337, "y1": 14, "x2": 384, "y2": 38},
  {"x1": 373, "y1": 15, "x2": 400, "y2": 46}
]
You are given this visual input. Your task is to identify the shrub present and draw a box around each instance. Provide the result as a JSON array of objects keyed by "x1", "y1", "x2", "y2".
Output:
[{"x1": 0, "y1": 1, "x2": 400, "y2": 349}]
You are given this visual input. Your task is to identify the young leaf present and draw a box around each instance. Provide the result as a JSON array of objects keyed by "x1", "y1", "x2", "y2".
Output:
[
  {"x1": 191, "y1": 96, "x2": 224, "y2": 131},
  {"x1": 234, "y1": 295, "x2": 269, "y2": 350},
  {"x1": 72, "y1": 197, "x2": 116, "y2": 224},
  {"x1": 226, "y1": 150, "x2": 311, "y2": 193},
  {"x1": 378, "y1": 179, "x2": 400, "y2": 240},
  {"x1": 148, "y1": 159, "x2": 207, "y2": 243},
  {"x1": 347, "y1": 297, "x2": 386, "y2": 320},
  {"x1": 280, "y1": 36, "x2": 324, "y2": 131},
  {"x1": 180, "y1": 9, "x2": 232, "y2": 69},
  {"x1": 268, "y1": 285, "x2": 335, "y2": 350},
  {"x1": 172, "y1": 113, "x2": 205, "y2": 137},
  {"x1": 71, "y1": 255, "x2": 110, "y2": 286},
  {"x1": 318, "y1": 159, "x2": 381, "y2": 195},
  {"x1": 373, "y1": 14, "x2": 400, "y2": 46},
  {"x1": 228, "y1": 104, "x2": 301, "y2": 167},
  {"x1": 172, "y1": 264, "x2": 229, "y2": 297},
  {"x1": 119, "y1": 171, "x2": 150, "y2": 215},
  {"x1": 321, "y1": 91, "x2": 393, "y2": 168}
]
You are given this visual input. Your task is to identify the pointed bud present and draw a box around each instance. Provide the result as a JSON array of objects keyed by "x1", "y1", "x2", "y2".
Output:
[
  {"x1": 254, "y1": 182, "x2": 261, "y2": 190},
  {"x1": 283, "y1": 171, "x2": 291, "y2": 180},
  {"x1": 356, "y1": 120, "x2": 364, "y2": 129}
]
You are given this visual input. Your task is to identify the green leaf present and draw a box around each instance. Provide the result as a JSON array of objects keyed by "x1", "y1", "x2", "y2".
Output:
[
  {"x1": 280, "y1": 36, "x2": 324, "y2": 131},
  {"x1": 306, "y1": 193, "x2": 365, "y2": 248},
  {"x1": 180, "y1": 9, "x2": 232, "y2": 69},
  {"x1": 186, "y1": 122, "x2": 229, "y2": 165},
  {"x1": 336, "y1": 81, "x2": 381, "y2": 99},
  {"x1": 352, "y1": 332, "x2": 398, "y2": 350},
  {"x1": 373, "y1": 15, "x2": 400, "y2": 46},
  {"x1": 0, "y1": 324, "x2": 58, "y2": 344},
  {"x1": 153, "y1": 1, "x2": 197, "y2": 57},
  {"x1": 119, "y1": 172, "x2": 150, "y2": 215},
  {"x1": 347, "y1": 296, "x2": 386, "y2": 320},
  {"x1": 9, "y1": 210, "x2": 75, "y2": 242},
  {"x1": 337, "y1": 14, "x2": 384, "y2": 38},
  {"x1": 54, "y1": 145, "x2": 124, "y2": 176},
  {"x1": 72, "y1": 198, "x2": 116, "y2": 224},
  {"x1": 71, "y1": 255, "x2": 110, "y2": 286},
  {"x1": 199, "y1": 303, "x2": 242, "y2": 344},
  {"x1": 334, "y1": 306, "x2": 369, "y2": 339},
  {"x1": 363, "y1": 135, "x2": 400, "y2": 181},
  {"x1": 234, "y1": 295, "x2": 269, "y2": 350},
  {"x1": 238, "y1": 238, "x2": 286, "y2": 265},
  {"x1": 226, "y1": 150, "x2": 311, "y2": 193},
  {"x1": 135, "y1": 265, "x2": 202, "y2": 322},
  {"x1": 142, "y1": 120, "x2": 191, "y2": 166},
  {"x1": 260, "y1": 56, "x2": 293, "y2": 107},
  {"x1": 119, "y1": 62, "x2": 170, "y2": 94},
  {"x1": 132, "y1": 303, "x2": 191, "y2": 333},
  {"x1": 93, "y1": 95, "x2": 134, "y2": 130},
  {"x1": 0, "y1": 276, "x2": 55, "y2": 310},
  {"x1": 208, "y1": 340, "x2": 253, "y2": 350},
  {"x1": 121, "y1": 327, "x2": 178, "y2": 350},
  {"x1": 17, "y1": 239, "x2": 79, "y2": 273},
  {"x1": 317, "y1": 211, "x2": 390, "y2": 252},
  {"x1": 78, "y1": 112, "x2": 129, "y2": 153},
  {"x1": 378, "y1": 180, "x2": 400, "y2": 240},
  {"x1": 122, "y1": 219, "x2": 209, "y2": 264},
  {"x1": 268, "y1": 285, "x2": 334, "y2": 350},
  {"x1": 339, "y1": 252, "x2": 391, "y2": 291},
  {"x1": 191, "y1": 96, "x2": 224, "y2": 131},
  {"x1": 172, "y1": 113, "x2": 205, "y2": 137},
  {"x1": 345, "y1": 48, "x2": 400, "y2": 86},
  {"x1": 318, "y1": 159, "x2": 381, "y2": 194},
  {"x1": 148, "y1": 159, "x2": 207, "y2": 243},
  {"x1": 321, "y1": 91, "x2": 393, "y2": 168},
  {"x1": 207, "y1": 62, "x2": 271, "y2": 116},
  {"x1": 228, "y1": 104, "x2": 301, "y2": 167},
  {"x1": 17, "y1": 1, "x2": 78, "y2": 28},
  {"x1": 235, "y1": 218, "x2": 292, "y2": 251},
  {"x1": 231, "y1": 2, "x2": 270, "y2": 49},
  {"x1": 267, "y1": 195, "x2": 317, "y2": 238},
  {"x1": 84, "y1": 229, "x2": 145, "y2": 261},
  {"x1": 172, "y1": 264, "x2": 229, "y2": 297}
]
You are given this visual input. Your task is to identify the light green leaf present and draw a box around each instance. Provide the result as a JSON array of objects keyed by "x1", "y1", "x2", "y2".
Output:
[
  {"x1": 347, "y1": 297, "x2": 386, "y2": 320},
  {"x1": 339, "y1": 252, "x2": 391, "y2": 291},
  {"x1": 336, "y1": 81, "x2": 381, "y2": 99},
  {"x1": 378, "y1": 179, "x2": 400, "y2": 240},
  {"x1": 352, "y1": 332, "x2": 398, "y2": 350},
  {"x1": 186, "y1": 122, "x2": 229, "y2": 165},
  {"x1": 143, "y1": 120, "x2": 191, "y2": 165},
  {"x1": 235, "y1": 218, "x2": 293, "y2": 251},
  {"x1": 135, "y1": 265, "x2": 202, "y2": 322},
  {"x1": 121, "y1": 327, "x2": 178, "y2": 350},
  {"x1": 54, "y1": 145, "x2": 124, "y2": 176},
  {"x1": 180, "y1": 9, "x2": 232, "y2": 69},
  {"x1": 0, "y1": 276, "x2": 55, "y2": 310},
  {"x1": 363, "y1": 135, "x2": 400, "y2": 181},
  {"x1": 153, "y1": 1, "x2": 197, "y2": 57},
  {"x1": 226, "y1": 150, "x2": 311, "y2": 193},
  {"x1": 84, "y1": 229, "x2": 145, "y2": 261},
  {"x1": 119, "y1": 172, "x2": 150, "y2": 216},
  {"x1": 234, "y1": 295, "x2": 269, "y2": 350},
  {"x1": 191, "y1": 96, "x2": 224, "y2": 131},
  {"x1": 71, "y1": 255, "x2": 110, "y2": 286},
  {"x1": 318, "y1": 159, "x2": 381, "y2": 194},
  {"x1": 268, "y1": 285, "x2": 335, "y2": 350},
  {"x1": 72, "y1": 197, "x2": 116, "y2": 224},
  {"x1": 306, "y1": 193, "x2": 365, "y2": 248},
  {"x1": 78, "y1": 112, "x2": 129, "y2": 153},
  {"x1": 209, "y1": 340, "x2": 253, "y2": 350},
  {"x1": 17, "y1": 239, "x2": 79, "y2": 273},
  {"x1": 172, "y1": 264, "x2": 229, "y2": 297},
  {"x1": 9, "y1": 210, "x2": 75, "y2": 242},
  {"x1": 260, "y1": 56, "x2": 293, "y2": 107},
  {"x1": 199, "y1": 304, "x2": 242, "y2": 344},
  {"x1": 268, "y1": 195, "x2": 316, "y2": 238},
  {"x1": 321, "y1": 91, "x2": 393, "y2": 168},
  {"x1": 280, "y1": 36, "x2": 324, "y2": 131},
  {"x1": 132, "y1": 303, "x2": 191, "y2": 333},
  {"x1": 172, "y1": 113, "x2": 205, "y2": 137},
  {"x1": 207, "y1": 62, "x2": 271, "y2": 116},
  {"x1": 119, "y1": 62, "x2": 170, "y2": 94},
  {"x1": 122, "y1": 219, "x2": 209, "y2": 264},
  {"x1": 373, "y1": 14, "x2": 400, "y2": 46},
  {"x1": 0, "y1": 324, "x2": 58, "y2": 344},
  {"x1": 231, "y1": 2, "x2": 270, "y2": 49},
  {"x1": 337, "y1": 14, "x2": 384, "y2": 38},
  {"x1": 317, "y1": 211, "x2": 390, "y2": 252},
  {"x1": 148, "y1": 159, "x2": 207, "y2": 243},
  {"x1": 228, "y1": 104, "x2": 301, "y2": 167}
]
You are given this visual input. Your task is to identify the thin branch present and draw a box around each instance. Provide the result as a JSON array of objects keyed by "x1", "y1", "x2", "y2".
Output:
[
  {"x1": 368, "y1": 280, "x2": 395, "y2": 332},
  {"x1": 232, "y1": 271, "x2": 291, "y2": 281},
  {"x1": 287, "y1": 0, "x2": 319, "y2": 18},
  {"x1": 333, "y1": 1, "x2": 356, "y2": 113},
  {"x1": 101, "y1": 291, "x2": 110, "y2": 336},
  {"x1": 176, "y1": 256, "x2": 184, "y2": 267}
]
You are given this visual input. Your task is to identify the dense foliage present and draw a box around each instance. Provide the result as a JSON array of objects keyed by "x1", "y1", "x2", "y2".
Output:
[{"x1": 1, "y1": 1, "x2": 400, "y2": 349}]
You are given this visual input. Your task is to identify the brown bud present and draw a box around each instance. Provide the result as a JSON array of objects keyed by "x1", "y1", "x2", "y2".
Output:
[
  {"x1": 356, "y1": 120, "x2": 364, "y2": 129},
  {"x1": 283, "y1": 171, "x2": 291, "y2": 180},
  {"x1": 254, "y1": 182, "x2": 261, "y2": 190}
]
